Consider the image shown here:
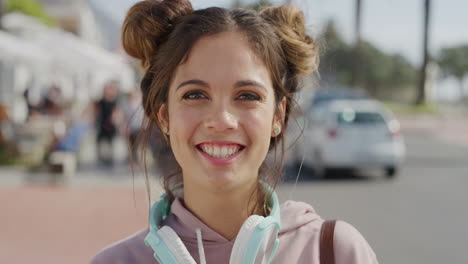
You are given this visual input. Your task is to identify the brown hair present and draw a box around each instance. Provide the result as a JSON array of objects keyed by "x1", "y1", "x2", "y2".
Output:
[{"x1": 122, "y1": 0, "x2": 318, "y2": 213}]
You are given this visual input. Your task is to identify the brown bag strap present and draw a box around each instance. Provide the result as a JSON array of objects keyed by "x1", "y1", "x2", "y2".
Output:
[{"x1": 320, "y1": 220, "x2": 337, "y2": 264}]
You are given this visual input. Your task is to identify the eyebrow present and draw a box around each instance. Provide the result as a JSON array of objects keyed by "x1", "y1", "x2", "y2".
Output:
[
  {"x1": 176, "y1": 79, "x2": 209, "y2": 91},
  {"x1": 176, "y1": 79, "x2": 267, "y2": 92},
  {"x1": 234, "y1": 80, "x2": 267, "y2": 92}
]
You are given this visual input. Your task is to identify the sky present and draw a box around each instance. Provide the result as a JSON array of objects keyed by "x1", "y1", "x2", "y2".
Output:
[
  {"x1": 101, "y1": 0, "x2": 468, "y2": 67},
  {"x1": 95, "y1": 0, "x2": 468, "y2": 100}
]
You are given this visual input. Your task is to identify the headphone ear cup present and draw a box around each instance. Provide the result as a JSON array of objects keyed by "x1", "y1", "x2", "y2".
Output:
[
  {"x1": 230, "y1": 215, "x2": 264, "y2": 264},
  {"x1": 158, "y1": 226, "x2": 197, "y2": 264}
]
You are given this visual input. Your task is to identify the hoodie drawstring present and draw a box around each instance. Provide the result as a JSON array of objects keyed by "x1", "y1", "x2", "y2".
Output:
[{"x1": 195, "y1": 228, "x2": 207, "y2": 264}]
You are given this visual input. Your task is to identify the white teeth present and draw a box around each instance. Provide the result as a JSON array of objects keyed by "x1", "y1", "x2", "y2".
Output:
[
  {"x1": 229, "y1": 146, "x2": 235, "y2": 155},
  {"x1": 221, "y1": 148, "x2": 228, "y2": 157},
  {"x1": 214, "y1": 147, "x2": 220, "y2": 157},
  {"x1": 200, "y1": 144, "x2": 241, "y2": 158}
]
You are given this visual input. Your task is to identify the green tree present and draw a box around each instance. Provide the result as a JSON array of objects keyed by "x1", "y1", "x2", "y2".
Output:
[
  {"x1": 319, "y1": 20, "x2": 417, "y2": 99},
  {"x1": 232, "y1": 0, "x2": 242, "y2": 8},
  {"x1": 319, "y1": 21, "x2": 354, "y2": 83},
  {"x1": 232, "y1": 0, "x2": 272, "y2": 10},
  {"x1": 320, "y1": 20, "x2": 347, "y2": 51},
  {"x1": 5, "y1": 0, "x2": 54, "y2": 26},
  {"x1": 248, "y1": 0, "x2": 272, "y2": 10},
  {"x1": 1, "y1": 0, "x2": 5, "y2": 29},
  {"x1": 390, "y1": 55, "x2": 418, "y2": 89},
  {"x1": 438, "y1": 45, "x2": 468, "y2": 97}
]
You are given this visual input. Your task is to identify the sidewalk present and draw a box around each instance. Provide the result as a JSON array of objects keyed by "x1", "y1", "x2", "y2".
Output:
[
  {"x1": 392, "y1": 102, "x2": 468, "y2": 147},
  {"x1": 0, "y1": 185, "x2": 150, "y2": 264},
  {"x1": 398, "y1": 115, "x2": 468, "y2": 147},
  {"x1": 0, "y1": 163, "x2": 155, "y2": 187},
  {"x1": 397, "y1": 105, "x2": 468, "y2": 146},
  {"x1": 0, "y1": 165, "x2": 164, "y2": 264}
]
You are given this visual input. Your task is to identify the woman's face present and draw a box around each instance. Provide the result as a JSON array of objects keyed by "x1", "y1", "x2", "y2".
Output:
[{"x1": 159, "y1": 31, "x2": 284, "y2": 191}]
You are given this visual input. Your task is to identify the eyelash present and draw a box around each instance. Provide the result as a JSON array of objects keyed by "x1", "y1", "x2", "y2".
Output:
[
  {"x1": 182, "y1": 91, "x2": 207, "y2": 100},
  {"x1": 238, "y1": 92, "x2": 261, "y2": 101},
  {"x1": 182, "y1": 91, "x2": 261, "y2": 101}
]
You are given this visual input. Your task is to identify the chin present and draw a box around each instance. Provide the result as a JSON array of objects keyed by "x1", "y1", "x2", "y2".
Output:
[
  {"x1": 189, "y1": 167, "x2": 248, "y2": 192},
  {"x1": 205, "y1": 171, "x2": 240, "y2": 190}
]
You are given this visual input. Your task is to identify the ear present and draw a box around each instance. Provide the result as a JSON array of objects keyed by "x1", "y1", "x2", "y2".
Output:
[
  {"x1": 272, "y1": 97, "x2": 287, "y2": 137},
  {"x1": 157, "y1": 103, "x2": 169, "y2": 134}
]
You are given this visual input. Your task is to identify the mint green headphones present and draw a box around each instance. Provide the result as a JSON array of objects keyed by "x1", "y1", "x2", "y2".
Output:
[{"x1": 144, "y1": 185, "x2": 281, "y2": 264}]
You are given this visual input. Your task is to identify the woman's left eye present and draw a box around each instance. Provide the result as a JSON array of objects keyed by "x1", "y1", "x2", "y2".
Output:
[{"x1": 237, "y1": 92, "x2": 261, "y2": 101}]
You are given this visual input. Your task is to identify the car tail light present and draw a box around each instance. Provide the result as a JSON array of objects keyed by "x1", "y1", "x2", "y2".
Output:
[
  {"x1": 327, "y1": 129, "x2": 337, "y2": 138},
  {"x1": 388, "y1": 120, "x2": 401, "y2": 138},
  {"x1": 389, "y1": 128, "x2": 400, "y2": 138}
]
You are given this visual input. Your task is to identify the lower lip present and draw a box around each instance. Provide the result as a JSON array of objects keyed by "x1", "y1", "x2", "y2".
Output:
[{"x1": 196, "y1": 147, "x2": 244, "y2": 166}]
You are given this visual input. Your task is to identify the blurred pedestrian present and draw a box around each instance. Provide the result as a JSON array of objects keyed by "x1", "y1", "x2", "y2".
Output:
[
  {"x1": 0, "y1": 104, "x2": 9, "y2": 146},
  {"x1": 0, "y1": 104, "x2": 16, "y2": 162},
  {"x1": 23, "y1": 88, "x2": 41, "y2": 120},
  {"x1": 94, "y1": 81, "x2": 120, "y2": 166},
  {"x1": 45, "y1": 103, "x2": 94, "y2": 176},
  {"x1": 92, "y1": 1, "x2": 378, "y2": 264},
  {"x1": 122, "y1": 89, "x2": 144, "y2": 162},
  {"x1": 42, "y1": 85, "x2": 65, "y2": 117}
]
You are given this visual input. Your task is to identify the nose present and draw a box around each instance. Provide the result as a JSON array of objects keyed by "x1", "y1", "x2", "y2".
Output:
[{"x1": 204, "y1": 103, "x2": 238, "y2": 132}]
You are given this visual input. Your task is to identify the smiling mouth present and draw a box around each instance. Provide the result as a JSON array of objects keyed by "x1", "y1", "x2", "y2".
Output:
[{"x1": 196, "y1": 143, "x2": 246, "y2": 159}]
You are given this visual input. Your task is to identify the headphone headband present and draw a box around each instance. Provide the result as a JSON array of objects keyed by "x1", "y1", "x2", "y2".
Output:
[
  {"x1": 149, "y1": 183, "x2": 280, "y2": 232},
  {"x1": 146, "y1": 183, "x2": 281, "y2": 264}
]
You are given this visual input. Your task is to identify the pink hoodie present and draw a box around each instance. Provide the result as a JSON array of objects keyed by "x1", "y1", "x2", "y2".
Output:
[{"x1": 91, "y1": 199, "x2": 378, "y2": 263}]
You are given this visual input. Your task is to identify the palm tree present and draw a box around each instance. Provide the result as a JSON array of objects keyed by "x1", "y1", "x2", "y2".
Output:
[
  {"x1": 416, "y1": 0, "x2": 431, "y2": 105},
  {"x1": 355, "y1": 0, "x2": 362, "y2": 43},
  {"x1": 0, "y1": 0, "x2": 5, "y2": 29},
  {"x1": 352, "y1": 0, "x2": 363, "y2": 89}
]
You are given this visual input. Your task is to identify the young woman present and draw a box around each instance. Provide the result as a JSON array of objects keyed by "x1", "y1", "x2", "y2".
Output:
[{"x1": 91, "y1": 0, "x2": 378, "y2": 263}]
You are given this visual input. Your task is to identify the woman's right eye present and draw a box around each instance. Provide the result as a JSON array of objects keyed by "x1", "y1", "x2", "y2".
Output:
[{"x1": 182, "y1": 91, "x2": 208, "y2": 100}]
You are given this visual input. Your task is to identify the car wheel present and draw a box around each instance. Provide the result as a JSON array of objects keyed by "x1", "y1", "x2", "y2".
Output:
[{"x1": 385, "y1": 166, "x2": 397, "y2": 179}]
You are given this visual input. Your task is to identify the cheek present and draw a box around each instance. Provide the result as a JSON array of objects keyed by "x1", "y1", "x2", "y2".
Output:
[
  {"x1": 167, "y1": 105, "x2": 201, "y2": 154},
  {"x1": 244, "y1": 107, "x2": 275, "y2": 144},
  {"x1": 167, "y1": 107, "x2": 200, "y2": 170}
]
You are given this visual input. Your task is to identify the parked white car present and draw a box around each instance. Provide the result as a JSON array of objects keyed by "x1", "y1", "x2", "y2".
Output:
[{"x1": 295, "y1": 99, "x2": 405, "y2": 178}]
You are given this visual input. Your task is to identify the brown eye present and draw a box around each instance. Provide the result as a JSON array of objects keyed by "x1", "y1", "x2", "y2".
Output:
[
  {"x1": 182, "y1": 91, "x2": 208, "y2": 100},
  {"x1": 238, "y1": 92, "x2": 261, "y2": 101}
]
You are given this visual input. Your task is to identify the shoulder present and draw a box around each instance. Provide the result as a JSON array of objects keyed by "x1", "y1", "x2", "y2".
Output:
[
  {"x1": 277, "y1": 201, "x2": 378, "y2": 263},
  {"x1": 333, "y1": 220, "x2": 379, "y2": 264},
  {"x1": 90, "y1": 229, "x2": 155, "y2": 264},
  {"x1": 278, "y1": 200, "x2": 322, "y2": 236}
]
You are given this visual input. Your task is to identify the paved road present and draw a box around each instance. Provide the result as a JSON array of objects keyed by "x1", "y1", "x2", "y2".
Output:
[
  {"x1": 279, "y1": 131, "x2": 468, "y2": 264},
  {"x1": 1, "y1": 132, "x2": 467, "y2": 263}
]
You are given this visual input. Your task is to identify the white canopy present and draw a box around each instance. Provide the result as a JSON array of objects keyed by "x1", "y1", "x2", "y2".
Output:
[
  {"x1": 0, "y1": 31, "x2": 53, "y2": 109},
  {"x1": 0, "y1": 30, "x2": 50, "y2": 66},
  {"x1": 2, "y1": 12, "x2": 135, "y2": 97},
  {"x1": 33, "y1": 29, "x2": 135, "y2": 93}
]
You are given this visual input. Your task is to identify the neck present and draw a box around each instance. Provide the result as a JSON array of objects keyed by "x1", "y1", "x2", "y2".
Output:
[{"x1": 182, "y1": 180, "x2": 263, "y2": 241}]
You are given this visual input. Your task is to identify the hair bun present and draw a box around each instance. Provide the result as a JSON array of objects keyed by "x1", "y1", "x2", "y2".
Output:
[
  {"x1": 260, "y1": 5, "x2": 318, "y2": 76},
  {"x1": 122, "y1": 0, "x2": 193, "y2": 68}
]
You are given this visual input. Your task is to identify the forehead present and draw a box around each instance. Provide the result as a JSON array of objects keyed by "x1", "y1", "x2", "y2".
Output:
[{"x1": 172, "y1": 31, "x2": 271, "y2": 87}]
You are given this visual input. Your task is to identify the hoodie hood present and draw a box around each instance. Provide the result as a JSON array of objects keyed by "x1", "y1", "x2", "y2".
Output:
[
  {"x1": 91, "y1": 198, "x2": 379, "y2": 264},
  {"x1": 160, "y1": 198, "x2": 322, "y2": 263},
  {"x1": 165, "y1": 198, "x2": 232, "y2": 244},
  {"x1": 278, "y1": 200, "x2": 321, "y2": 234}
]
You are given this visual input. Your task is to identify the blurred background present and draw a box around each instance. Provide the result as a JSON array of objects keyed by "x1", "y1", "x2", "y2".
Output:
[{"x1": 0, "y1": 0, "x2": 467, "y2": 263}]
